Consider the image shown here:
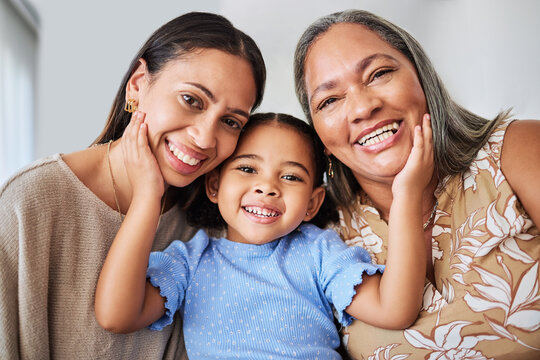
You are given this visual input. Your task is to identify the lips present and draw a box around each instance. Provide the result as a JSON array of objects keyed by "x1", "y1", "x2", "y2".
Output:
[{"x1": 357, "y1": 121, "x2": 400, "y2": 146}]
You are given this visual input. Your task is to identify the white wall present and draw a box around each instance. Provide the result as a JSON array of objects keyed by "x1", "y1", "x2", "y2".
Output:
[
  {"x1": 0, "y1": 0, "x2": 37, "y2": 183},
  {"x1": 29, "y1": 0, "x2": 540, "y2": 159}
]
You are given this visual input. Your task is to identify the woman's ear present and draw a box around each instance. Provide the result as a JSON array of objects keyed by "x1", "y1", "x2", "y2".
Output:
[
  {"x1": 304, "y1": 186, "x2": 326, "y2": 222},
  {"x1": 324, "y1": 147, "x2": 332, "y2": 156},
  {"x1": 205, "y1": 169, "x2": 220, "y2": 204},
  {"x1": 125, "y1": 58, "x2": 149, "y2": 103}
]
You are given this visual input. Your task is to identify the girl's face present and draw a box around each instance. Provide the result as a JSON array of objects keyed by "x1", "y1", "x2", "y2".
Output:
[
  {"x1": 207, "y1": 123, "x2": 325, "y2": 245},
  {"x1": 304, "y1": 23, "x2": 428, "y2": 186},
  {"x1": 129, "y1": 49, "x2": 257, "y2": 188}
]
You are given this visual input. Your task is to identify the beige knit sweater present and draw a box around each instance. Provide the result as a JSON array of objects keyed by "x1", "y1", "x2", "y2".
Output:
[{"x1": 0, "y1": 154, "x2": 197, "y2": 359}]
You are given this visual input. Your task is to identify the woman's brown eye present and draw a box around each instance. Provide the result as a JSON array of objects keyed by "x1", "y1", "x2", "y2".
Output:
[
  {"x1": 182, "y1": 94, "x2": 202, "y2": 109},
  {"x1": 371, "y1": 69, "x2": 393, "y2": 82},
  {"x1": 319, "y1": 97, "x2": 337, "y2": 110}
]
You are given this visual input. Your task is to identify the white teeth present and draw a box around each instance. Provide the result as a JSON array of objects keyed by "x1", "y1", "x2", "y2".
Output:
[
  {"x1": 168, "y1": 142, "x2": 201, "y2": 166},
  {"x1": 244, "y1": 206, "x2": 279, "y2": 217},
  {"x1": 358, "y1": 122, "x2": 399, "y2": 146}
]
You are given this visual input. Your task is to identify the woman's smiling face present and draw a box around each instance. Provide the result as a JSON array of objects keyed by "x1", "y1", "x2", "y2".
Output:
[
  {"x1": 130, "y1": 48, "x2": 257, "y2": 188},
  {"x1": 304, "y1": 23, "x2": 428, "y2": 186}
]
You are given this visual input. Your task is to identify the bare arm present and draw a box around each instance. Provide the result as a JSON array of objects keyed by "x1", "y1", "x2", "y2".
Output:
[
  {"x1": 95, "y1": 111, "x2": 167, "y2": 333},
  {"x1": 501, "y1": 119, "x2": 540, "y2": 227},
  {"x1": 345, "y1": 115, "x2": 432, "y2": 329}
]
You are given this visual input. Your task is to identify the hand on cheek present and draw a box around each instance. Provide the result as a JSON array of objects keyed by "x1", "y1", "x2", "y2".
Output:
[{"x1": 121, "y1": 111, "x2": 165, "y2": 201}]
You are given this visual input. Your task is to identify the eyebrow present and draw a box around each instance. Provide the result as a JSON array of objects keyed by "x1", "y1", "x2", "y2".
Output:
[
  {"x1": 185, "y1": 82, "x2": 250, "y2": 119},
  {"x1": 308, "y1": 53, "x2": 397, "y2": 106},
  {"x1": 231, "y1": 154, "x2": 311, "y2": 175}
]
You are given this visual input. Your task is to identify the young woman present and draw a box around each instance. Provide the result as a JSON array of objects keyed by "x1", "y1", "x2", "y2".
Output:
[
  {"x1": 294, "y1": 9, "x2": 540, "y2": 359},
  {"x1": 0, "y1": 12, "x2": 265, "y2": 359},
  {"x1": 95, "y1": 112, "x2": 433, "y2": 359}
]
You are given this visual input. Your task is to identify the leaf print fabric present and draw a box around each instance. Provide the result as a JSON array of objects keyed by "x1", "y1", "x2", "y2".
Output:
[{"x1": 339, "y1": 120, "x2": 540, "y2": 360}]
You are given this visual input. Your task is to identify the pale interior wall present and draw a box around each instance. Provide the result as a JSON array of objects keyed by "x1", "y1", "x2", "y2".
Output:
[{"x1": 26, "y1": 0, "x2": 540, "y2": 158}]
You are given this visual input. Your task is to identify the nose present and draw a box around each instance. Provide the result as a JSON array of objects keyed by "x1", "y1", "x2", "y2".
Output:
[
  {"x1": 346, "y1": 87, "x2": 382, "y2": 122},
  {"x1": 253, "y1": 180, "x2": 280, "y2": 197},
  {"x1": 187, "y1": 117, "x2": 218, "y2": 149}
]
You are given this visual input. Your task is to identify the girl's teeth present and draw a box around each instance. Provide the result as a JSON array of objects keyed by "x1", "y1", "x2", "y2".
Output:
[
  {"x1": 168, "y1": 143, "x2": 201, "y2": 166},
  {"x1": 358, "y1": 122, "x2": 399, "y2": 146},
  {"x1": 244, "y1": 206, "x2": 279, "y2": 217}
]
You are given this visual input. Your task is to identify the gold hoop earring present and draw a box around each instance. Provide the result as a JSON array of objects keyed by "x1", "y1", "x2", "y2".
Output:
[
  {"x1": 124, "y1": 99, "x2": 138, "y2": 113},
  {"x1": 328, "y1": 157, "x2": 334, "y2": 179}
]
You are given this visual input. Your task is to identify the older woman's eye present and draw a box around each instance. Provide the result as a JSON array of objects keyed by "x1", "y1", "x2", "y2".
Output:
[
  {"x1": 317, "y1": 97, "x2": 338, "y2": 111},
  {"x1": 370, "y1": 68, "x2": 394, "y2": 82},
  {"x1": 182, "y1": 94, "x2": 202, "y2": 109}
]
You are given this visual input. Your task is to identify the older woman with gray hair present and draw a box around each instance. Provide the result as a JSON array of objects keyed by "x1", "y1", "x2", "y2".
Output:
[{"x1": 295, "y1": 9, "x2": 539, "y2": 359}]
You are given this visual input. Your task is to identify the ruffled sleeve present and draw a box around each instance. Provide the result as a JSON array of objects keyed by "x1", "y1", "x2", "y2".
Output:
[
  {"x1": 146, "y1": 229, "x2": 209, "y2": 330},
  {"x1": 301, "y1": 224, "x2": 385, "y2": 326}
]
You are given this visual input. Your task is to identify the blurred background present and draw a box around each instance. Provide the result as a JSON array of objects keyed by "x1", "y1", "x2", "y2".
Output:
[{"x1": 1, "y1": 0, "x2": 539, "y2": 184}]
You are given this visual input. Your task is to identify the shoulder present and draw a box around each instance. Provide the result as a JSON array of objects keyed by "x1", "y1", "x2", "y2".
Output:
[
  {"x1": 500, "y1": 120, "x2": 540, "y2": 225},
  {"x1": 297, "y1": 223, "x2": 341, "y2": 241},
  {"x1": 161, "y1": 229, "x2": 211, "y2": 257},
  {"x1": 501, "y1": 120, "x2": 540, "y2": 165},
  {"x1": 0, "y1": 154, "x2": 67, "y2": 203},
  {"x1": 295, "y1": 223, "x2": 349, "y2": 255},
  {"x1": 500, "y1": 119, "x2": 540, "y2": 178}
]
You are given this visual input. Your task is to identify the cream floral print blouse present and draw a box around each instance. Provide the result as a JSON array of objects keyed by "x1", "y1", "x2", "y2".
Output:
[{"x1": 338, "y1": 120, "x2": 539, "y2": 360}]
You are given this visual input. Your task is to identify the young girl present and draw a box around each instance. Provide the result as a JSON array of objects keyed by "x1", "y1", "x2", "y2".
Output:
[{"x1": 95, "y1": 112, "x2": 433, "y2": 359}]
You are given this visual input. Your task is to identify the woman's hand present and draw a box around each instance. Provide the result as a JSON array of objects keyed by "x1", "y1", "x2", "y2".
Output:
[
  {"x1": 121, "y1": 111, "x2": 164, "y2": 201},
  {"x1": 392, "y1": 114, "x2": 434, "y2": 198}
]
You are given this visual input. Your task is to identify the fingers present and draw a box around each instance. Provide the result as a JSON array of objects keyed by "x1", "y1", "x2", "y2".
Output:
[
  {"x1": 122, "y1": 111, "x2": 148, "y2": 161},
  {"x1": 422, "y1": 114, "x2": 434, "y2": 164}
]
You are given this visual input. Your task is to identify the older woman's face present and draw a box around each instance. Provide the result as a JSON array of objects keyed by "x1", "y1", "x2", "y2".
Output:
[{"x1": 304, "y1": 23, "x2": 427, "y2": 185}]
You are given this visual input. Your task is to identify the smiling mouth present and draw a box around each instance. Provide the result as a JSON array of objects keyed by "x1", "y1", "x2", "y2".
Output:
[
  {"x1": 243, "y1": 206, "x2": 281, "y2": 218},
  {"x1": 167, "y1": 142, "x2": 201, "y2": 166},
  {"x1": 358, "y1": 122, "x2": 400, "y2": 146}
]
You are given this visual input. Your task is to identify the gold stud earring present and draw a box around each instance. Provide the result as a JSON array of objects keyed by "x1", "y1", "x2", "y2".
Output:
[
  {"x1": 328, "y1": 157, "x2": 334, "y2": 179},
  {"x1": 124, "y1": 99, "x2": 138, "y2": 113}
]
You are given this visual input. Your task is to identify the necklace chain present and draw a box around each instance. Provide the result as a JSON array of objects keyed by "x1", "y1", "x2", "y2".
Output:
[
  {"x1": 423, "y1": 198, "x2": 438, "y2": 230},
  {"x1": 106, "y1": 140, "x2": 166, "y2": 224}
]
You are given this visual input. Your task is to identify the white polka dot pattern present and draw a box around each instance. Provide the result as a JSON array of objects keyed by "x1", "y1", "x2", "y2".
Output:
[{"x1": 146, "y1": 224, "x2": 384, "y2": 359}]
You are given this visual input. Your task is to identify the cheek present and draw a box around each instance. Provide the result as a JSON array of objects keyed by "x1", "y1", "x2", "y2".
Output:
[
  {"x1": 216, "y1": 133, "x2": 241, "y2": 162},
  {"x1": 400, "y1": 75, "x2": 427, "y2": 114},
  {"x1": 313, "y1": 115, "x2": 344, "y2": 149}
]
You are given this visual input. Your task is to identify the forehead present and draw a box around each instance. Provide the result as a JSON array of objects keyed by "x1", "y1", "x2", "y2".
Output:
[
  {"x1": 304, "y1": 23, "x2": 412, "y2": 87},
  {"x1": 233, "y1": 123, "x2": 315, "y2": 166},
  {"x1": 238, "y1": 123, "x2": 311, "y2": 151},
  {"x1": 155, "y1": 48, "x2": 250, "y2": 82}
]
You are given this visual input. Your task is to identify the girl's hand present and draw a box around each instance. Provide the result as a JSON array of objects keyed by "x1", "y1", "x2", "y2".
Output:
[
  {"x1": 392, "y1": 114, "x2": 434, "y2": 198},
  {"x1": 121, "y1": 111, "x2": 164, "y2": 201}
]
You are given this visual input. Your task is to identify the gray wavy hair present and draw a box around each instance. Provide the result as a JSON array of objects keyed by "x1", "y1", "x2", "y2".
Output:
[{"x1": 294, "y1": 9, "x2": 510, "y2": 208}]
